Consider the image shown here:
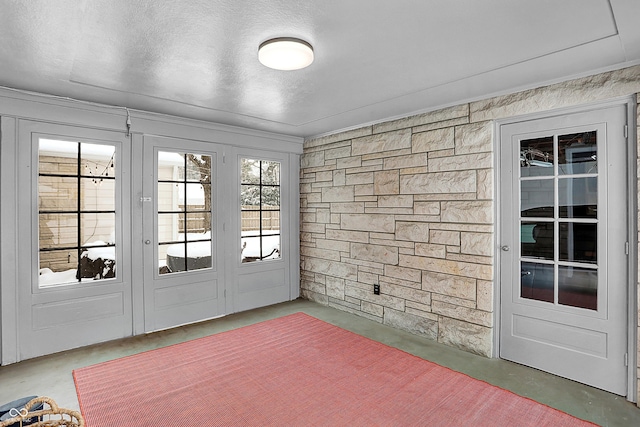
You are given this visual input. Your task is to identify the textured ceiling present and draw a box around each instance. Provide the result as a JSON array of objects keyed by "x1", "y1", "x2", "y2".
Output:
[{"x1": 1, "y1": 0, "x2": 639, "y2": 138}]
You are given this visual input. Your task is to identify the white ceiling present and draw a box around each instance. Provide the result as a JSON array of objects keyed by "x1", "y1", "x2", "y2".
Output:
[{"x1": 1, "y1": 0, "x2": 639, "y2": 138}]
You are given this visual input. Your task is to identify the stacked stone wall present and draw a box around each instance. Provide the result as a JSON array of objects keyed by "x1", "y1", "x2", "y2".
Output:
[{"x1": 300, "y1": 65, "x2": 640, "y2": 396}]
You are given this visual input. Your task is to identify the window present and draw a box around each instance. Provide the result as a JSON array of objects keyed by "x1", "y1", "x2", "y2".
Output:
[
  {"x1": 240, "y1": 158, "x2": 281, "y2": 262},
  {"x1": 157, "y1": 152, "x2": 213, "y2": 274},
  {"x1": 38, "y1": 139, "x2": 116, "y2": 287}
]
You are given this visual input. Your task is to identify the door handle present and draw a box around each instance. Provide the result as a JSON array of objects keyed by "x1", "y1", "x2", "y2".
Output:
[
  {"x1": 501, "y1": 245, "x2": 510, "y2": 251},
  {"x1": 145, "y1": 240, "x2": 151, "y2": 245}
]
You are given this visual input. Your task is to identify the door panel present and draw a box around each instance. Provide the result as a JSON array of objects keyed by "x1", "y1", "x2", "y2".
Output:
[
  {"x1": 499, "y1": 105, "x2": 628, "y2": 395},
  {"x1": 142, "y1": 136, "x2": 225, "y2": 332},
  {"x1": 17, "y1": 120, "x2": 132, "y2": 360}
]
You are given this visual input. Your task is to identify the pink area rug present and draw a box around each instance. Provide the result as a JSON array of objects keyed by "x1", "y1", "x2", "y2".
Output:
[{"x1": 74, "y1": 312, "x2": 595, "y2": 426}]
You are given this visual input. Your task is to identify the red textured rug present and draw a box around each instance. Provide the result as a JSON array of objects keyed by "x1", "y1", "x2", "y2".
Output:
[{"x1": 74, "y1": 312, "x2": 595, "y2": 426}]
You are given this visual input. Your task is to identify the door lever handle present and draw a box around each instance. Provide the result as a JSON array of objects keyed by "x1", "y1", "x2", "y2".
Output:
[{"x1": 501, "y1": 245, "x2": 510, "y2": 251}]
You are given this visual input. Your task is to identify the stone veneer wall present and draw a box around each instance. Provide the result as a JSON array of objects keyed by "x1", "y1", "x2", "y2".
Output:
[{"x1": 300, "y1": 65, "x2": 640, "y2": 400}]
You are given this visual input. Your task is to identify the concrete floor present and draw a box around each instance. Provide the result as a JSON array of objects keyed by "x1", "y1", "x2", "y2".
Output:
[{"x1": 0, "y1": 299, "x2": 638, "y2": 426}]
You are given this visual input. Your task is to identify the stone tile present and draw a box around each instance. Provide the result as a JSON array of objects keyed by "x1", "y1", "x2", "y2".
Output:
[
  {"x1": 362, "y1": 301, "x2": 384, "y2": 317},
  {"x1": 476, "y1": 280, "x2": 493, "y2": 312},
  {"x1": 333, "y1": 170, "x2": 346, "y2": 186},
  {"x1": 429, "y1": 153, "x2": 492, "y2": 172},
  {"x1": 301, "y1": 151, "x2": 325, "y2": 168},
  {"x1": 414, "y1": 201, "x2": 440, "y2": 215},
  {"x1": 346, "y1": 172, "x2": 374, "y2": 185},
  {"x1": 430, "y1": 230, "x2": 460, "y2": 246},
  {"x1": 412, "y1": 127, "x2": 455, "y2": 153},
  {"x1": 461, "y1": 232, "x2": 493, "y2": 256},
  {"x1": 470, "y1": 65, "x2": 640, "y2": 122},
  {"x1": 373, "y1": 104, "x2": 469, "y2": 134},
  {"x1": 378, "y1": 195, "x2": 414, "y2": 208},
  {"x1": 330, "y1": 202, "x2": 365, "y2": 213},
  {"x1": 384, "y1": 308, "x2": 438, "y2": 340},
  {"x1": 454, "y1": 121, "x2": 493, "y2": 154},
  {"x1": 316, "y1": 238, "x2": 350, "y2": 253},
  {"x1": 321, "y1": 186, "x2": 355, "y2": 203},
  {"x1": 326, "y1": 276, "x2": 345, "y2": 300},
  {"x1": 385, "y1": 283, "x2": 431, "y2": 305},
  {"x1": 441, "y1": 200, "x2": 493, "y2": 224},
  {"x1": 325, "y1": 145, "x2": 352, "y2": 160},
  {"x1": 414, "y1": 243, "x2": 446, "y2": 259},
  {"x1": 341, "y1": 213, "x2": 395, "y2": 233},
  {"x1": 401, "y1": 254, "x2": 493, "y2": 281},
  {"x1": 300, "y1": 246, "x2": 342, "y2": 262},
  {"x1": 432, "y1": 300, "x2": 492, "y2": 327},
  {"x1": 412, "y1": 116, "x2": 469, "y2": 133},
  {"x1": 396, "y1": 222, "x2": 430, "y2": 243},
  {"x1": 383, "y1": 153, "x2": 429, "y2": 170},
  {"x1": 374, "y1": 170, "x2": 400, "y2": 195},
  {"x1": 355, "y1": 184, "x2": 374, "y2": 196},
  {"x1": 351, "y1": 242, "x2": 399, "y2": 265},
  {"x1": 345, "y1": 285, "x2": 405, "y2": 311},
  {"x1": 400, "y1": 170, "x2": 476, "y2": 194},
  {"x1": 302, "y1": 258, "x2": 358, "y2": 280},
  {"x1": 438, "y1": 316, "x2": 492, "y2": 357},
  {"x1": 336, "y1": 156, "x2": 362, "y2": 169},
  {"x1": 304, "y1": 126, "x2": 372, "y2": 149},
  {"x1": 352, "y1": 129, "x2": 412, "y2": 156},
  {"x1": 476, "y1": 169, "x2": 493, "y2": 200},
  {"x1": 301, "y1": 222, "x2": 326, "y2": 234},
  {"x1": 326, "y1": 228, "x2": 370, "y2": 243},
  {"x1": 422, "y1": 271, "x2": 476, "y2": 300}
]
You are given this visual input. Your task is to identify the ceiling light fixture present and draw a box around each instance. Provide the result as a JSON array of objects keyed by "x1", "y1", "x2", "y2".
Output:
[{"x1": 258, "y1": 37, "x2": 314, "y2": 71}]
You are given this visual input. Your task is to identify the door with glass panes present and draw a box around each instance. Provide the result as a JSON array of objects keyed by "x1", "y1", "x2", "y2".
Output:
[
  {"x1": 499, "y1": 104, "x2": 629, "y2": 395},
  {"x1": 142, "y1": 136, "x2": 224, "y2": 332},
  {"x1": 16, "y1": 120, "x2": 132, "y2": 360}
]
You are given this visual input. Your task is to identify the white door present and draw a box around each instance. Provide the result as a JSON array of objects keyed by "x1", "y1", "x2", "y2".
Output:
[
  {"x1": 16, "y1": 120, "x2": 133, "y2": 360},
  {"x1": 499, "y1": 104, "x2": 629, "y2": 395},
  {"x1": 142, "y1": 136, "x2": 225, "y2": 332}
]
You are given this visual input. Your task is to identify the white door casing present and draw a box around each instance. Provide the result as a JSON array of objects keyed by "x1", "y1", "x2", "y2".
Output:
[{"x1": 499, "y1": 103, "x2": 629, "y2": 396}]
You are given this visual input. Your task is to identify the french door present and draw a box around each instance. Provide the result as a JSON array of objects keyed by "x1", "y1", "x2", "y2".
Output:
[
  {"x1": 141, "y1": 136, "x2": 225, "y2": 332},
  {"x1": 499, "y1": 104, "x2": 630, "y2": 395},
  {"x1": 16, "y1": 120, "x2": 133, "y2": 360}
]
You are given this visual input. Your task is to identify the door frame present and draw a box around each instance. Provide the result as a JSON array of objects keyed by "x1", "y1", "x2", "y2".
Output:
[{"x1": 493, "y1": 96, "x2": 638, "y2": 402}]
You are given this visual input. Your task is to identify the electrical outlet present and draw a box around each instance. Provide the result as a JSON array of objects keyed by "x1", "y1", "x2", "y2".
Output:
[{"x1": 373, "y1": 284, "x2": 380, "y2": 295}]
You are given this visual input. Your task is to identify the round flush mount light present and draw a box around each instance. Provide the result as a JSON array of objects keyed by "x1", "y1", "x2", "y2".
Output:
[{"x1": 258, "y1": 37, "x2": 314, "y2": 70}]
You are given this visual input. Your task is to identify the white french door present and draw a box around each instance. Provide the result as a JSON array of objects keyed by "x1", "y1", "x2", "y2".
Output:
[
  {"x1": 16, "y1": 120, "x2": 133, "y2": 360},
  {"x1": 141, "y1": 136, "x2": 225, "y2": 332},
  {"x1": 499, "y1": 104, "x2": 630, "y2": 395}
]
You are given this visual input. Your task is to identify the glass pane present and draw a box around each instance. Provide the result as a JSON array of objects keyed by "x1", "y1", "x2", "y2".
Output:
[
  {"x1": 39, "y1": 176, "x2": 77, "y2": 211},
  {"x1": 558, "y1": 265, "x2": 597, "y2": 310},
  {"x1": 81, "y1": 213, "x2": 115, "y2": 246},
  {"x1": 520, "y1": 136, "x2": 554, "y2": 177},
  {"x1": 558, "y1": 177, "x2": 597, "y2": 218},
  {"x1": 39, "y1": 213, "x2": 77, "y2": 249},
  {"x1": 520, "y1": 221, "x2": 538, "y2": 257},
  {"x1": 241, "y1": 210, "x2": 260, "y2": 234},
  {"x1": 559, "y1": 222, "x2": 597, "y2": 264},
  {"x1": 186, "y1": 241, "x2": 212, "y2": 270},
  {"x1": 158, "y1": 213, "x2": 185, "y2": 244},
  {"x1": 521, "y1": 179, "x2": 554, "y2": 217},
  {"x1": 81, "y1": 178, "x2": 115, "y2": 211},
  {"x1": 558, "y1": 131, "x2": 597, "y2": 175},
  {"x1": 164, "y1": 242, "x2": 187, "y2": 273},
  {"x1": 158, "y1": 182, "x2": 180, "y2": 212},
  {"x1": 262, "y1": 186, "x2": 280, "y2": 209},
  {"x1": 158, "y1": 243, "x2": 172, "y2": 274},
  {"x1": 241, "y1": 184, "x2": 261, "y2": 208},
  {"x1": 526, "y1": 222, "x2": 554, "y2": 260},
  {"x1": 241, "y1": 158, "x2": 261, "y2": 184},
  {"x1": 521, "y1": 261, "x2": 554, "y2": 303},
  {"x1": 81, "y1": 143, "x2": 115, "y2": 182},
  {"x1": 39, "y1": 249, "x2": 79, "y2": 286},
  {"x1": 186, "y1": 154, "x2": 211, "y2": 183},
  {"x1": 186, "y1": 212, "x2": 211, "y2": 239},
  {"x1": 261, "y1": 161, "x2": 280, "y2": 185},
  {"x1": 186, "y1": 183, "x2": 207, "y2": 210},
  {"x1": 262, "y1": 235, "x2": 281, "y2": 259},
  {"x1": 158, "y1": 151, "x2": 184, "y2": 180},
  {"x1": 78, "y1": 244, "x2": 116, "y2": 280},
  {"x1": 261, "y1": 212, "x2": 280, "y2": 233},
  {"x1": 39, "y1": 139, "x2": 78, "y2": 175},
  {"x1": 241, "y1": 236, "x2": 261, "y2": 262}
]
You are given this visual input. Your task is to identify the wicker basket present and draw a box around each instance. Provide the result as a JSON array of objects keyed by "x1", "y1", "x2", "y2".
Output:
[{"x1": 0, "y1": 397, "x2": 84, "y2": 427}]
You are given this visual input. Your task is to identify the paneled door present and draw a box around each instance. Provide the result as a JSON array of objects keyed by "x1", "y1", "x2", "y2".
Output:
[
  {"x1": 142, "y1": 136, "x2": 225, "y2": 332},
  {"x1": 16, "y1": 120, "x2": 133, "y2": 360},
  {"x1": 499, "y1": 104, "x2": 630, "y2": 395}
]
